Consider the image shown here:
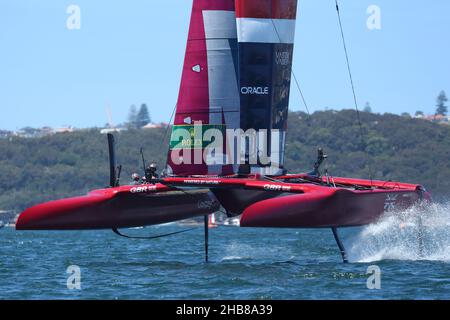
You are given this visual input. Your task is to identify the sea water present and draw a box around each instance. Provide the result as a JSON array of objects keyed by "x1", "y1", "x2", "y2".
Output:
[{"x1": 0, "y1": 203, "x2": 449, "y2": 299}]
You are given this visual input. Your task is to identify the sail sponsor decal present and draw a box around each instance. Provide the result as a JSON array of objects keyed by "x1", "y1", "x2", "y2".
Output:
[
  {"x1": 275, "y1": 51, "x2": 290, "y2": 65},
  {"x1": 241, "y1": 86, "x2": 269, "y2": 95},
  {"x1": 170, "y1": 124, "x2": 225, "y2": 150},
  {"x1": 192, "y1": 65, "x2": 202, "y2": 73},
  {"x1": 169, "y1": 123, "x2": 282, "y2": 168}
]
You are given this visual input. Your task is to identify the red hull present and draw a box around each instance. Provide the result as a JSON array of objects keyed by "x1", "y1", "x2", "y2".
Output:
[
  {"x1": 16, "y1": 185, "x2": 219, "y2": 230},
  {"x1": 162, "y1": 175, "x2": 430, "y2": 228},
  {"x1": 240, "y1": 188, "x2": 422, "y2": 228},
  {"x1": 238, "y1": 175, "x2": 430, "y2": 227},
  {"x1": 16, "y1": 174, "x2": 430, "y2": 231}
]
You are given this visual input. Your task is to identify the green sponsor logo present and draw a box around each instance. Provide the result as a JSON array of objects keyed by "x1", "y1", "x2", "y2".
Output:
[{"x1": 169, "y1": 124, "x2": 225, "y2": 150}]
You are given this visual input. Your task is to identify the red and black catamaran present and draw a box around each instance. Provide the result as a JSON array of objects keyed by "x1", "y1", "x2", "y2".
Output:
[{"x1": 17, "y1": 0, "x2": 430, "y2": 263}]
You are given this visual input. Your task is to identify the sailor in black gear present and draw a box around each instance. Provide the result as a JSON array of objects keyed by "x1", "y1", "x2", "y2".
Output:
[{"x1": 145, "y1": 163, "x2": 159, "y2": 181}]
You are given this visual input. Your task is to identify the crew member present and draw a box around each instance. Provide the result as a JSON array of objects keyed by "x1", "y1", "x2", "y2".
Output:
[
  {"x1": 131, "y1": 173, "x2": 140, "y2": 185},
  {"x1": 145, "y1": 163, "x2": 159, "y2": 181}
]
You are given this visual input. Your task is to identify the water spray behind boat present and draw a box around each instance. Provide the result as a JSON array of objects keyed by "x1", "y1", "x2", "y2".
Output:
[{"x1": 347, "y1": 202, "x2": 450, "y2": 263}]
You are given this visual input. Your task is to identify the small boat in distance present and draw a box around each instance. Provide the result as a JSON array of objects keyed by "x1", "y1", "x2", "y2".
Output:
[{"x1": 221, "y1": 217, "x2": 241, "y2": 228}]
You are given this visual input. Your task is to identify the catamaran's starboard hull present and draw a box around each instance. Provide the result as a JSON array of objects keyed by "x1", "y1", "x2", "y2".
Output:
[
  {"x1": 240, "y1": 188, "x2": 427, "y2": 228},
  {"x1": 16, "y1": 186, "x2": 219, "y2": 230}
]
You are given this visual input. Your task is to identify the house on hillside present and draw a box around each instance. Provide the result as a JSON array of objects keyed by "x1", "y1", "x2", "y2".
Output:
[
  {"x1": 54, "y1": 126, "x2": 75, "y2": 134},
  {"x1": 0, "y1": 130, "x2": 13, "y2": 139},
  {"x1": 421, "y1": 114, "x2": 450, "y2": 125},
  {"x1": 100, "y1": 126, "x2": 128, "y2": 134},
  {"x1": 142, "y1": 122, "x2": 168, "y2": 130}
]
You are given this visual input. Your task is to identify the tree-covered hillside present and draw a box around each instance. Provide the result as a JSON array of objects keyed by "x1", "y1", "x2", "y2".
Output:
[{"x1": 1, "y1": 110, "x2": 449, "y2": 211}]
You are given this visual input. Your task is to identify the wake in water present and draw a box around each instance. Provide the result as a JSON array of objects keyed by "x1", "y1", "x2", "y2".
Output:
[
  {"x1": 348, "y1": 202, "x2": 450, "y2": 263},
  {"x1": 220, "y1": 241, "x2": 295, "y2": 262}
]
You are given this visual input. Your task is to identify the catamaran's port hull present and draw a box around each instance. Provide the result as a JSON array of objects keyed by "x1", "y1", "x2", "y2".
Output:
[{"x1": 16, "y1": 187, "x2": 219, "y2": 230}]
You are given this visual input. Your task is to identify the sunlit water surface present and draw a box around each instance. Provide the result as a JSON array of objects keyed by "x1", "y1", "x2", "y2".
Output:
[{"x1": 1, "y1": 203, "x2": 449, "y2": 299}]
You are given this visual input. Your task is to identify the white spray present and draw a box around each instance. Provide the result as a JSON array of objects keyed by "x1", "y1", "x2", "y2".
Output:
[{"x1": 348, "y1": 202, "x2": 450, "y2": 263}]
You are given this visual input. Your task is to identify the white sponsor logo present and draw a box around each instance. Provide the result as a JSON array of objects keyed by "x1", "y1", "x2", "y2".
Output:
[
  {"x1": 198, "y1": 200, "x2": 217, "y2": 209},
  {"x1": 264, "y1": 184, "x2": 291, "y2": 192},
  {"x1": 130, "y1": 185, "x2": 158, "y2": 193},
  {"x1": 184, "y1": 179, "x2": 220, "y2": 185},
  {"x1": 192, "y1": 64, "x2": 201, "y2": 73},
  {"x1": 184, "y1": 117, "x2": 192, "y2": 124},
  {"x1": 66, "y1": 5, "x2": 81, "y2": 30},
  {"x1": 366, "y1": 265, "x2": 381, "y2": 290},
  {"x1": 384, "y1": 194, "x2": 398, "y2": 212},
  {"x1": 276, "y1": 51, "x2": 290, "y2": 65},
  {"x1": 66, "y1": 265, "x2": 81, "y2": 290},
  {"x1": 241, "y1": 87, "x2": 269, "y2": 95}
]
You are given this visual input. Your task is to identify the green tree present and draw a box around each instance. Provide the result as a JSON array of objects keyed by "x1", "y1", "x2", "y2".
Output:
[
  {"x1": 363, "y1": 102, "x2": 372, "y2": 113},
  {"x1": 137, "y1": 104, "x2": 151, "y2": 128},
  {"x1": 127, "y1": 105, "x2": 138, "y2": 128},
  {"x1": 436, "y1": 91, "x2": 448, "y2": 116},
  {"x1": 401, "y1": 112, "x2": 411, "y2": 118},
  {"x1": 414, "y1": 110, "x2": 424, "y2": 117}
]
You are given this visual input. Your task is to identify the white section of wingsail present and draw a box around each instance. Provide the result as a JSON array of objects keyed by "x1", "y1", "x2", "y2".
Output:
[
  {"x1": 236, "y1": 18, "x2": 296, "y2": 44},
  {"x1": 203, "y1": 10, "x2": 240, "y2": 174},
  {"x1": 203, "y1": 10, "x2": 240, "y2": 122},
  {"x1": 203, "y1": 10, "x2": 237, "y2": 39}
]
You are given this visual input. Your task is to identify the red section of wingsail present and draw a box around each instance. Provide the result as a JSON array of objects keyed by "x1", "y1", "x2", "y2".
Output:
[
  {"x1": 170, "y1": 0, "x2": 236, "y2": 176},
  {"x1": 175, "y1": 0, "x2": 236, "y2": 124},
  {"x1": 235, "y1": 0, "x2": 298, "y2": 19},
  {"x1": 203, "y1": 0, "x2": 235, "y2": 12},
  {"x1": 175, "y1": 1, "x2": 209, "y2": 124},
  {"x1": 167, "y1": 149, "x2": 208, "y2": 176}
]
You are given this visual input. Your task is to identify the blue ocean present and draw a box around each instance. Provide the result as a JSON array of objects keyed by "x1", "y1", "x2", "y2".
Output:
[{"x1": 1, "y1": 203, "x2": 449, "y2": 300}]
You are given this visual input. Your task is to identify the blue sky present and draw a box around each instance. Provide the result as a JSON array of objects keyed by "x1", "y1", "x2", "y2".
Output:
[{"x1": 0, "y1": 0, "x2": 449, "y2": 130}]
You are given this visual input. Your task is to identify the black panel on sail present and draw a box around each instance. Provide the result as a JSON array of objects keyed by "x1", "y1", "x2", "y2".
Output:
[{"x1": 236, "y1": 0, "x2": 298, "y2": 175}]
